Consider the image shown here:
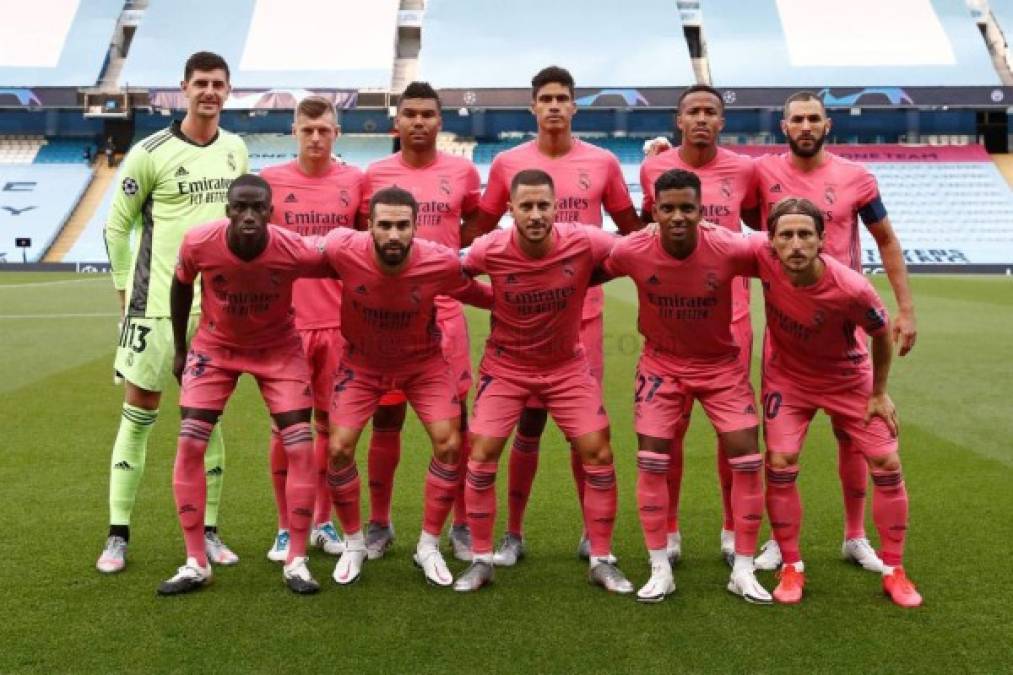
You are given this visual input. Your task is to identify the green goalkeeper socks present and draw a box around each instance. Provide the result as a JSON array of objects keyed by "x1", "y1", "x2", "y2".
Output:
[
  {"x1": 108, "y1": 403, "x2": 158, "y2": 526},
  {"x1": 204, "y1": 423, "x2": 225, "y2": 527}
]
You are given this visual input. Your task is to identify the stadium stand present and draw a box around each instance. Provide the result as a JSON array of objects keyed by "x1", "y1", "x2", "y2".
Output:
[
  {"x1": 0, "y1": 164, "x2": 92, "y2": 262},
  {"x1": 419, "y1": 0, "x2": 695, "y2": 87},
  {"x1": 705, "y1": 0, "x2": 1002, "y2": 86},
  {"x1": 120, "y1": 0, "x2": 400, "y2": 88},
  {"x1": 0, "y1": 136, "x2": 45, "y2": 164},
  {"x1": 243, "y1": 133, "x2": 393, "y2": 171},
  {"x1": 0, "y1": 0, "x2": 122, "y2": 87}
]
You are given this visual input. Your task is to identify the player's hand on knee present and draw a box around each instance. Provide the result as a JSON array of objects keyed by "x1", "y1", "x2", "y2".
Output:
[{"x1": 865, "y1": 392, "x2": 899, "y2": 437}]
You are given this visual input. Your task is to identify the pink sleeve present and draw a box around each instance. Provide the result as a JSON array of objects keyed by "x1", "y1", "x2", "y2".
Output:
[
  {"x1": 478, "y1": 157, "x2": 510, "y2": 217},
  {"x1": 323, "y1": 228, "x2": 356, "y2": 276},
  {"x1": 175, "y1": 235, "x2": 198, "y2": 284},
  {"x1": 462, "y1": 234, "x2": 488, "y2": 275},
  {"x1": 639, "y1": 161, "x2": 654, "y2": 216},
  {"x1": 461, "y1": 163, "x2": 481, "y2": 215},
  {"x1": 297, "y1": 235, "x2": 335, "y2": 279},
  {"x1": 851, "y1": 280, "x2": 889, "y2": 337},
  {"x1": 725, "y1": 232, "x2": 761, "y2": 278},
  {"x1": 603, "y1": 155, "x2": 633, "y2": 214},
  {"x1": 601, "y1": 238, "x2": 629, "y2": 278},
  {"x1": 585, "y1": 226, "x2": 618, "y2": 264}
]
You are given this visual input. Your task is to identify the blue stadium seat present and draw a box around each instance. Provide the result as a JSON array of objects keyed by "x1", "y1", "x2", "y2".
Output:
[{"x1": 0, "y1": 165, "x2": 92, "y2": 262}]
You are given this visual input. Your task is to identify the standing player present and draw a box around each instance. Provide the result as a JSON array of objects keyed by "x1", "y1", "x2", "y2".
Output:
[
  {"x1": 354, "y1": 82, "x2": 482, "y2": 563},
  {"x1": 751, "y1": 92, "x2": 918, "y2": 572},
  {"x1": 323, "y1": 187, "x2": 492, "y2": 587},
  {"x1": 601, "y1": 169, "x2": 770, "y2": 603},
  {"x1": 469, "y1": 66, "x2": 642, "y2": 565},
  {"x1": 260, "y1": 95, "x2": 364, "y2": 562},
  {"x1": 454, "y1": 169, "x2": 633, "y2": 594},
  {"x1": 98, "y1": 52, "x2": 248, "y2": 573},
  {"x1": 158, "y1": 174, "x2": 330, "y2": 595},
  {"x1": 639, "y1": 85, "x2": 760, "y2": 565},
  {"x1": 753, "y1": 198, "x2": 921, "y2": 608}
]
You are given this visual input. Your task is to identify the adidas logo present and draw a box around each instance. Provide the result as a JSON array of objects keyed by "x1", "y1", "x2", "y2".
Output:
[
  {"x1": 355, "y1": 284, "x2": 367, "y2": 295},
  {"x1": 175, "y1": 166, "x2": 189, "y2": 178},
  {"x1": 770, "y1": 183, "x2": 782, "y2": 193},
  {"x1": 744, "y1": 404, "x2": 756, "y2": 414},
  {"x1": 647, "y1": 274, "x2": 660, "y2": 285},
  {"x1": 206, "y1": 466, "x2": 223, "y2": 477},
  {"x1": 284, "y1": 193, "x2": 298, "y2": 203},
  {"x1": 113, "y1": 460, "x2": 133, "y2": 471},
  {"x1": 596, "y1": 405, "x2": 606, "y2": 415},
  {"x1": 506, "y1": 274, "x2": 518, "y2": 284}
]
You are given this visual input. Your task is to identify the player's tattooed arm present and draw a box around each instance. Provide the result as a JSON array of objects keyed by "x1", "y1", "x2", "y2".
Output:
[
  {"x1": 865, "y1": 328, "x2": 898, "y2": 437},
  {"x1": 169, "y1": 276, "x2": 194, "y2": 384},
  {"x1": 866, "y1": 216, "x2": 916, "y2": 356}
]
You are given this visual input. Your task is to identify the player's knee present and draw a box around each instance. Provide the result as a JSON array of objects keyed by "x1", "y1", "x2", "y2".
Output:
[
  {"x1": 766, "y1": 451, "x2": 798, "y2": 469},
  {"x1": 720, "y1": 427, "x2": 760, "y2": 457},
  {"x1": 125, "y1": 381, "x2": 161, "y2": 411},
  {"x1": 328, "y1": 436, "x2": 356, "y2": 468},
  {"x1": 517, "y1": 407, "x2": 548, "y2": 437},
  {"x1": 432, "y1": 428, "x2": 461, "y2": 465},
  {"x1": 867, "y1": 452, "x2": 901, "y2": 473}
]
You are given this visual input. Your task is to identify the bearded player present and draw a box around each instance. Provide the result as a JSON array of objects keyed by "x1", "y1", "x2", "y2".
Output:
[
  {"x1": 750, "y1": 92, "x2": 918, "y2": 573},
  {"x1": 752, "y1": 197, "x2": 921, "y2": 608},
  {"x1": 323, "y1": 187, "x2": 491, "y2": 587},
  {"x1": 354, "y1": 82, "x2": 482, "y2": 563}
]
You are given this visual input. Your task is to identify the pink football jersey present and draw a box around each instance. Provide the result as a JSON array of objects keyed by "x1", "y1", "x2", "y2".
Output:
[
  {"x1": 261, "y1": 159, "x2": 364, "y2": 330},
  {"x1": 176, "y1": 220, "x2": 330, "y2": 350},
  {"x1": 463, "y1": 222, "x2": 615, "y2": 371}
]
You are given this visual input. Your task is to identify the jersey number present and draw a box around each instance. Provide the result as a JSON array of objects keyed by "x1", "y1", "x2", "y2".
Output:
[
  {"x1": 764, "y1": 392, "x2": 783, "y2": 420},
  {"x1": 119, "y1": 321, "x2": 150, "y2": 354},
  {"x1": 634, "y1": 373, "x2": 663, "y2": 403}
]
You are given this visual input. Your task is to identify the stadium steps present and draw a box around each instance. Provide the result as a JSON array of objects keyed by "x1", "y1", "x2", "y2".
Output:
[
  {"x1": 993, "y1": 154, "x2": 1013, "y2": 187},
  {"x1": 42, "y1": 163, "x2": 115, "y2": 262}
]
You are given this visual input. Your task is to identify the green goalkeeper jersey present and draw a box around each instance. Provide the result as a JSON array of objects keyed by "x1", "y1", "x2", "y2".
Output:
[{"x1": 105, "y1": 120, "x2": 249, "y2": 318}]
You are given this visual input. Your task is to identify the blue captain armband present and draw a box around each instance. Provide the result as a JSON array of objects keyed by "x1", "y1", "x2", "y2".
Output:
[{"x1": 858, "y1": 196, "x2": 888, "y2": 225}]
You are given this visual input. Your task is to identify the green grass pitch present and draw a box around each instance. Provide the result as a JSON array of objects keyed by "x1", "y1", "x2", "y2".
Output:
[{"x1": 1, "y1": 272, "x2": 1011, "y2": 673}]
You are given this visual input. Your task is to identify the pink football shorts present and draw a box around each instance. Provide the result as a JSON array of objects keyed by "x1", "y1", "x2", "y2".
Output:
[
  {"x1": 471, "y1": 355, "x2": 609, "y2": 439},
  {"x1": 180, "y1": 337, "x2": 313, "y2": 415},
  {"x1": 330, "y1": 357, "x2": 461, "y2": 429},
  {"x1": 633, "y1": 350, "x2": 758, "y2": 439},
  {"x1": 761, "y1": 366, "x2": 898, "y2": 457}
]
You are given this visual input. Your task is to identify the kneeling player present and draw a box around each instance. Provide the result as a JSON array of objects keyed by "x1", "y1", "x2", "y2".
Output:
[
  {"x1": 601, "y1": 169, "x2": 770, "y2": 603},
  {"x1": 158, "y1": 175, "x2": 331, "y2": 596},
  {"x1": 322, "y1": 187, "x2": 492, "y2": 587},
  {"x1": 755, "y1": 198, "x2": 921, "y2": 608},
  {"x1": 455, "y1": 169, "x2": 633, "y2": 594}
]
